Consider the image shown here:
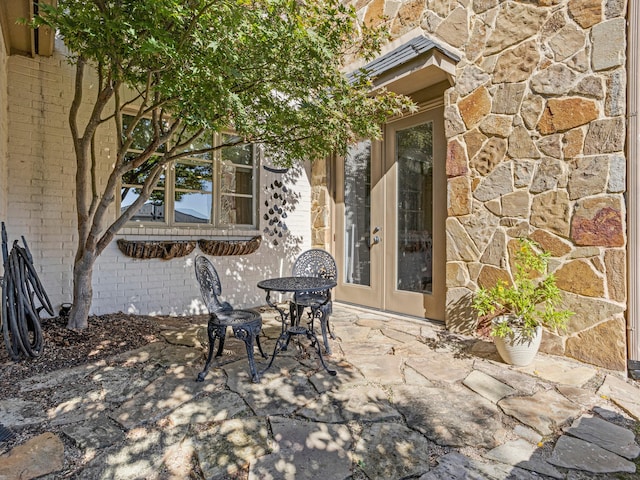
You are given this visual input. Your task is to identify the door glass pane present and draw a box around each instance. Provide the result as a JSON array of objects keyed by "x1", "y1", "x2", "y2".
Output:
[
  {"x1": 344, "y1": 140, "x2": 371, "y2": 286},
  {"x1": 396, "y1": 122, "x2": 433, "y2": 294}
]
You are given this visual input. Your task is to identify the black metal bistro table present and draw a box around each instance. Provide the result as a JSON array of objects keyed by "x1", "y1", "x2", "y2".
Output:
[{"x1": 257, "y1": 276, "x2": 337, "y2": 376}]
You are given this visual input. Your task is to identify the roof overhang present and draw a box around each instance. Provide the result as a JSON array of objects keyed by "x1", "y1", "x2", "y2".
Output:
[
  {"x1": 351, "y1": 35, "x2": 459, "y2": 95},
  {"x1": 0, "y1": 0, "x2": 56, "y2": 57}
]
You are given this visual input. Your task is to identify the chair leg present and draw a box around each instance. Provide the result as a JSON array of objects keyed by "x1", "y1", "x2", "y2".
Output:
[
  {"x1": 233, "y1": 324, "x2": 263, "y2": 383},
  {"x1": 256, "y1": 331, "x2": 268, "y2": 359},
  {"x1": 197, "y1": 323, "x2": 225, "y2": 382}
]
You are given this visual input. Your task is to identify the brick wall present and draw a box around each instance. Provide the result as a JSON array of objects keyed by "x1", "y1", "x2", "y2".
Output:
[
  {"x1": 0, "y1": 26, "x2": 8, "y2": 245},
  {"x1": 5, "y1": 39, "x2": 312, "y2": 317}
]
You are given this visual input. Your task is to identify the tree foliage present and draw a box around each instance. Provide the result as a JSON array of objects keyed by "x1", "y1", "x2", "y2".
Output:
[{"x1": 32, "y1": 0, "x2": 414, "y2": 329}]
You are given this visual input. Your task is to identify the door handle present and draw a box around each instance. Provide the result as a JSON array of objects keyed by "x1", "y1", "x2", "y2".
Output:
[{"x1": 369, "y1": 235, "x2": 381, "y2": 247}]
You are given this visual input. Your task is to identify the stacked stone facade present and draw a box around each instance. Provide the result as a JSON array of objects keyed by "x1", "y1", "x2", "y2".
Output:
[{"x1": 338, "y1": 0, "x2": 629, "y2": 370}]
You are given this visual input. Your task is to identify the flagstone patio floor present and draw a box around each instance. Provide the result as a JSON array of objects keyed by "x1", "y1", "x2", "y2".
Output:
[{"x1": 1, "y1": 303, "x2": 639, "y2": 479}]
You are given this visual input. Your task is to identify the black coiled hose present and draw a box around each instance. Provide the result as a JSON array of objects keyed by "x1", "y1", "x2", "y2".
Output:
[{"x1": 1, "y1": 222, "x2": 53, "y2": 361}]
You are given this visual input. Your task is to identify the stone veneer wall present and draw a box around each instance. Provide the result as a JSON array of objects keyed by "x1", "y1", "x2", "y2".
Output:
[{"x1": 333, "y1": 0, "x2": 628, "y2": 371}]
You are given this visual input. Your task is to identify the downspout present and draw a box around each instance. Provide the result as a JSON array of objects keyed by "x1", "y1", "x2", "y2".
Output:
[{"x1": 627, "y1": 0, "x2": 640, "y2": 372}]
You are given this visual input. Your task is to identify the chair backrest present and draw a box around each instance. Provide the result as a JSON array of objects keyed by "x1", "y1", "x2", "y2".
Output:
[
  {"x1": 292, "y1": 249, "x2": 337, "y2": 280},
  {"x1": 194, "y1": 256, "x2": 232, "y2": 313}
]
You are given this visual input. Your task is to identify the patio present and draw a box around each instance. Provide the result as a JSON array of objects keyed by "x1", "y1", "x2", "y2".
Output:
[{"x1": 0, "y1": 303, "x2": 639, "y2": 479}]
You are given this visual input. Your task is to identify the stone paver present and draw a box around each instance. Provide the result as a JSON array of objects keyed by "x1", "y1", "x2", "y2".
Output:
[
  {"x1": 250, "y1": 417, "x2": 352, "y2": 480},
  {"x1": 548, "y1": 435, "x2": 637, "y2": 473},
  {"x1": 463, "y1": 370, "x2": 517, "y2": 403},
  {"x1": 498, "y1": 389, "x2": 579, "y2": 435},
  {"x1": 355, "y1": 422, "x2": 432, "y2": 479},
  {"x1": 2, "y1": 304, "x2": 640, "y2": 479},
  {"x1": 563, "y1": 415, "x2": 640, "y2": 459}
]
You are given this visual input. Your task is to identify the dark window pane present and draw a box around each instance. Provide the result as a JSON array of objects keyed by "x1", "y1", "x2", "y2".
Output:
[{"x1": 222, "y1": 141, "x2": 253, "y2": 166}]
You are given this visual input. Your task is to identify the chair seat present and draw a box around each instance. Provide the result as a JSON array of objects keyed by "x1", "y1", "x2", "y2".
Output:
[
  {"x1": 294, "y1": 293, "x2": 329, "y2": 309},
  {"x1": 213, "y1": 308, "x2": 261, "y2": 327}
]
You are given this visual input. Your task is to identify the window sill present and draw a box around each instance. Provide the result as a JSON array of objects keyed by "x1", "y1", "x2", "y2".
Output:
[{"x1": 119, "y1": 225, "x2": 261, "y2": 238}]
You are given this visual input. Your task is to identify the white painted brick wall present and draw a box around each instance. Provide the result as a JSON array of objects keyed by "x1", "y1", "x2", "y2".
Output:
[
  {"x1": 5, "y1": 39, "x2": 313, "y2": 318},
  {"x1": 0, "y1": 27, "x2": 8, "y2": 249}
]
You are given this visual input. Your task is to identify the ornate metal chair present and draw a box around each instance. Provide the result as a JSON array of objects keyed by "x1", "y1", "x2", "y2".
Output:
[
  {"x1": 194, "y1": 255, "x2": 266, "y2": 383},
  {"x1": 291, "y1": 249, "x2": 337, "y2": 354}
]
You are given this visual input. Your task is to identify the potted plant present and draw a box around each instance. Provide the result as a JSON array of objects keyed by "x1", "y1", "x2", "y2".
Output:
[{"x1": 472, "y1": 238, "x2": 572, "y2": 366}]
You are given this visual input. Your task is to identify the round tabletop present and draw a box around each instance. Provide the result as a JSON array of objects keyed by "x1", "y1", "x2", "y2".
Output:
[{"x1": 257, "y1": 276, "x2": 336, "y2": 293}]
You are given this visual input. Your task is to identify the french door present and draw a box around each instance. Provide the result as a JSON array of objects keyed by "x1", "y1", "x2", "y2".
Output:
[{"x1": 334, "y1": 107, "x2": 446, "y2": 320}]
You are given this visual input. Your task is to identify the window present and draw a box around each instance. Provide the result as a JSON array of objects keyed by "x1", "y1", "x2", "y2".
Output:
[{"x1": 120, "y1": 115, "x2": 257, "y2": 228}]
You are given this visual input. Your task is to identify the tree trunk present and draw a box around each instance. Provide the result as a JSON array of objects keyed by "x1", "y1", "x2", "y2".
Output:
[{"x1": 67, "y1": 252, "x2": 96, "y2": 330}]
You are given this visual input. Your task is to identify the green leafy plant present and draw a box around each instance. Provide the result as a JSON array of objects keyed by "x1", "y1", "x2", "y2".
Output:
[{"x1": 472, "y1": 238, "x2": 573, "y2": 340}]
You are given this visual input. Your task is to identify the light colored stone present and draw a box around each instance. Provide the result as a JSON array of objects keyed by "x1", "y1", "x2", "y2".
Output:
[
  {"x1": 422, "y1": 451, "x2": 541, "y2": 480},
  {"x1": 459, "y1": 203, "x2": 502, "y2": 254},
  {"x1": 448, "y1": 176, "x2": 472, "y2": 216},
  {"x1": 566, "y1": 318, "x2": 627, "y2": 371},
  {"x1": 498, "y1": 389, "x2": 579, "y2": 435},
  {"x1": 573, "y1": 76, "x2": 605, "y2": 99},
  {"x1": 531, "y1": 190, "x2": 571, "y2": 237},
  {"x1": 456, "y1": 65, "x2": 492, "y2": 97},
  {"x1": 549, "y1": 435, "x2": 636, "y2": 473},
  {"x1": 537, "y1": 98, "x2": 599, "y2": 135},
  {"x1": 61, "y1": 416, "x2": 125, "y2": 450},
  {"x1": 568, "y1": 156, "x2": 609, "y2": 200},
  {"x1": 463, "y1": 370, "x2": 517, "y2": 403},
  {"x1": 606, "y1": 69, "x2": 626, "y2": 116},
  {"x1": 514, "y1": 160, "x2": 535, "y2": 187},
  {"x1": 531, "y1": 64, "x2": 577, "y2": 95},
  {"x1": 493, "y1": 40, "x2": 540, "y2": 84},
  {"x1": 605, "y1": 248, "x2": 626, "y2": 302},
  {"x1": 501, "y1": 190, "x2": 530, "y2": 218},
  {"x1": 406, "y1": 354, "x2": 472, "y2": 384},
  {"x1": 0, "y1": 433, "x2": 65, "y2": 480},
  {"x1": 549, "y1": 24, "x2": 587, "y2": 61},
  {"x1": 446, "y1": 138, "x2": 468, "y2": 177},
  {"x1": 568, "y1": 0, "x2": 602, "y2": 28},
  {"x1": 531, "y1": 158, "x2": 565, "y2": 194},
  {"x1": 473, "y1": 161, "x2": 513, "y2": 202},
  {"x1": 555, "y1": 259, "x2": 605, "y2": 297},
  {"x1": 537, "y1": 134, "x2": 562, "y2": 158},
  {"x1": 479, "y1": 114, "x2": 512, "y2": 137},
  {"x1": 598, "y1": 374, "x2": 640, "y2": 421},
  {"x1": 571, "y1": 195, "x2": 624, "y2": 247},
  {"x1": 563, "y1": 292, "x2": 626, "y2": 333},
  {"x1": 592, "y1": 18, "x2": 626, "y2": 71},
  {"x1": 605, "y1": 0, "x2": 626, "y2": 17},
  {"x1": 484, "y1": 439, "x2": 564, "y2": 479},
  {"x1": 521, "y1": 94, "x2": 545, "y2": 130},
  {"x1": 470, "y1": 137, "x2": 507, "y2": 176},
  {"x1": 473, "y1": 0, "x2": 499, "y2": 14},
  {"x1": 447, "y1": 261, "x2": 470, "y2": 289},
  {"x1": 492, "y1": 83, "x2": 525, "y2": 115},
  {"x1": 435, "y1": 7, "x2": 469, "y2": 49},
  {"x1": 446, "y1": 218, "x2": 480, "y2": 262},
  {"x1": 584, "y1": 117, "x2": 625, "y2": 154},
  {"x1": 444, "y1": 105, "x2": 466, "y2": 137},
  {"x1": 562, "y1": 128, "x2": 584, "y2": 158},
  {"x1": 480, "y1": 229, "x2": 506, "y2": 267},
  {"x1": 608, "y1": 153, "x2": 626, "y2": 193},
  {"x1": 459, "y1": 86, "x2": 491, "y2": 128},
  {"x1": 485, "y1": 3, "x2": 546, "y2": 55}
]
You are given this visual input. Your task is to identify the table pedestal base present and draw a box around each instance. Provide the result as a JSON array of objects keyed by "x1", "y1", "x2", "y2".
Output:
[{"x1": 261, "y1": 325, "x2": 336, "y2": 376}]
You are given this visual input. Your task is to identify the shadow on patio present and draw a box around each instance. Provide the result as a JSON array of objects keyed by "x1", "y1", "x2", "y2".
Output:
[{"x1": 1, "y1": 303, "x2": 640, "y2": 479}]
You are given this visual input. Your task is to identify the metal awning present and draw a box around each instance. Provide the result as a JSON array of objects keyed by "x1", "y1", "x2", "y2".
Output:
[{"x1": 351, "y1": 35, "x2": 459, "y2": 94}]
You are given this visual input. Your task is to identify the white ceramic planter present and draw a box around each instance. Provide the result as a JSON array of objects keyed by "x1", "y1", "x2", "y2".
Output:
[{"x1": 493, "y1": 318, "x2": 542, "y2": 367}]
